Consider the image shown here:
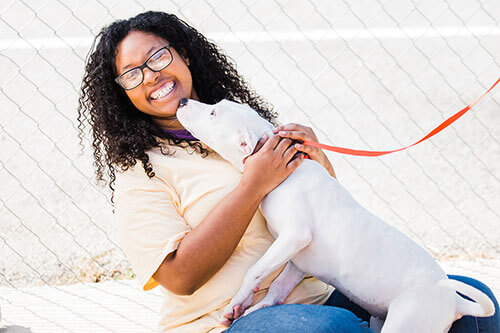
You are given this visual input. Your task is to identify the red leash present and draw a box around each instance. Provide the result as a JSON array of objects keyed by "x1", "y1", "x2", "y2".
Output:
[{"x1": 303, "y1": 77, "x2": 500, "y2": 157}]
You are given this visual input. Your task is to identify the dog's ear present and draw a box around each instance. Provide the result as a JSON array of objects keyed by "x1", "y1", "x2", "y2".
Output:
[{"x1": 237, "y1": 128, "x2": 253, "y2": 156}]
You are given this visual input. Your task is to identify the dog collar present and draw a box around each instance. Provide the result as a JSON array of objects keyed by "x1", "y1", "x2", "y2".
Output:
[{"x1": 163, "y1": 129, "x2": 199, "y2": 141}]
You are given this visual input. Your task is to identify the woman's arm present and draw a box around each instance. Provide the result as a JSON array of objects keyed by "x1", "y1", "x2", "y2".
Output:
[
  {"x1": 153, "y1": 134, "x2": 305, "y2": 295},
  {"x1": 273, "y1": 123, "x2": 337, "y2": 179}
]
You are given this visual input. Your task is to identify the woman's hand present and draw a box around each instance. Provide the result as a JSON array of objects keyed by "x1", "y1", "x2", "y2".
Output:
[
  {"x1": 273, "y1": 123, "x2": 336, "y2": 178},
  {"x1": 241, "y1": 134, "x2": 305, "y2": 198}
]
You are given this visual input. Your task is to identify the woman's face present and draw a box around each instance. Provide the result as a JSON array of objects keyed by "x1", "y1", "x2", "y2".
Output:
[{"x1": 115, "y1": 30, "x2": 198, "y2": 130}]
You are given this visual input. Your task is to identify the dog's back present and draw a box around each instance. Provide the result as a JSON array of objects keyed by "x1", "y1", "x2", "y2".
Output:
[{"x1": 261, "y1": 157, "x2": 447, "y2": 318}]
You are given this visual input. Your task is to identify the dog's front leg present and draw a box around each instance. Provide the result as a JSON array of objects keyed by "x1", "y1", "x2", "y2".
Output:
[
  {"x1": 243, "y1": 261, "x2": 305, "y2": 316},
  {"x1": 222, "y1": 232, "x2": 312, "y2": 325}
]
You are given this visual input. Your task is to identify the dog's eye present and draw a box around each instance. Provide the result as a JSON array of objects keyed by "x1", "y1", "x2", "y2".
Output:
[{"x1": 210, "y1": 109, "x2": 216, "y2": 117}]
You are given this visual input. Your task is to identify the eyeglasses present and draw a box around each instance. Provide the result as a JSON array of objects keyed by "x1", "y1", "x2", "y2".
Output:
[{"x1": 115, "y1": 44, "x2": 174, "y2": 90}]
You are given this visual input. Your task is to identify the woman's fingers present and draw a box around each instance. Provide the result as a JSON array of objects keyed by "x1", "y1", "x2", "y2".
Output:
[
  {"x1": 275, "y1": 137, "x2": 293, "y2": 155},
  {"x1": 242, "y1": 134, "x2": 305, "y2": 198},
  {"x1": 294, "y1": 143, "x2": 315, "y2": 155},
  {"x1": 272, "y1": 123, "x2": 336, "y2": 178},
  {"x1": 261, "y1": 133, "x2": 281, "y2": 151},
  {"x1": 273, "y1": 123, "x2": 312, "y2": 133},
  {"x1": 273, "y1": 124, "x2": 321, "y2": 158},
  {"x1": 276, "y1": 130, "x2": 308, "y2": 142},
  {"x1": 286, "y1": 151, "x2": 305, "y2": 170},
  {"x1": 282, "y1": 142, "x2": 299, "y2": 161},
  {"x1": 273, "y1": 124, "x2": 317, "y2": 140}
]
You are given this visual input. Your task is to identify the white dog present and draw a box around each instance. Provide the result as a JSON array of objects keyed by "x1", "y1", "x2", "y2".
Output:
[{"x1": 176, "y1": 98, "x2": 495, "y2": 332}]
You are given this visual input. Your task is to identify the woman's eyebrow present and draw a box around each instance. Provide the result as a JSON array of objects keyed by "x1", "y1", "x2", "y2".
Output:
[{"x1": 121, "y1": 45, "x2": 158, "y2": 72}]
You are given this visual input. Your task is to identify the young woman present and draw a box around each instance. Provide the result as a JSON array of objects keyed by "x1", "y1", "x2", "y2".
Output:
[{"x1": 78, "y1": 11, "x2": 499, "y2": 332}]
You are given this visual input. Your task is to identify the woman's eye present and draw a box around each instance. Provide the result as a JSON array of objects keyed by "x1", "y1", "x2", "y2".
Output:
[
  {"x1": 150, "y1": 51, "x2": 164, "y2": 63},
  {"x1": 122, "y1": 69, "x2": 140, "y2": 80},
  {"x1": 152, "y1": 52, "x2": 162, "y2": 60},
  {"x1": 148, "y1": 50, "x2": 169, "y2": 68}
]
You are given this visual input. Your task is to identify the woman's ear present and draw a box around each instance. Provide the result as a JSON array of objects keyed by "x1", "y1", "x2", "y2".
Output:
[{"x1": 181, "y1": 50, "x2": 190, "y2": 66}]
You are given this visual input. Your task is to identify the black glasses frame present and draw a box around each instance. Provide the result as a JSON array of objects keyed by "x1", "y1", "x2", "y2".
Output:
[{"x1": 115, "y1": 44, "x2": 173, "y2": 90}]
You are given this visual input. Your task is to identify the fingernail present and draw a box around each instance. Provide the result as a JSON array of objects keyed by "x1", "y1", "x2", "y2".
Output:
[
  {"x1": 279, "y1": 131, "x2": 286, "y2": 135},
  {"x1": 295, "y1": 143, "x2": 302, "y2": 148}
]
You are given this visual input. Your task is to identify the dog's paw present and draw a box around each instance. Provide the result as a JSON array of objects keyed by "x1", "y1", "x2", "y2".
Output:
[
  {"x1": 243, "y1": 302, "x2": 269, "y2": 316},
  {"x1": 243, "y1": 295, "x2": 283, "y2": 316},
  {"x1": 221, "y1": 291, "x2": 256, "y2": 325},
  {"x1": 221, "y1": 304, "x2": 242, "y2": 327}
]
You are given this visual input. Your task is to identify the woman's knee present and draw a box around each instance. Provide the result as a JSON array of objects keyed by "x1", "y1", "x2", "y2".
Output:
[{"x1": 226, "y1": 304, "x2": 372, "y2": 332}]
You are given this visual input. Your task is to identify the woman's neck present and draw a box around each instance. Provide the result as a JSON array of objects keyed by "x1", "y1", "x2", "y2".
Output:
[{"x1": 152, "y1": 116, "x2": 185, "y2": 131}]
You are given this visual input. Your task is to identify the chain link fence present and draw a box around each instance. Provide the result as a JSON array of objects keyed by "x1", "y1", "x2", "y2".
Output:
[{"x1": 1, "y1": 0, "x2": 499, "y2": 330}]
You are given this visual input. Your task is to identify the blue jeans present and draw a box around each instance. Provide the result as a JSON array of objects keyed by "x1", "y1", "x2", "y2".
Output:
[{"x1": 226, "y1": 275, "x2": 500, "y2": 332}]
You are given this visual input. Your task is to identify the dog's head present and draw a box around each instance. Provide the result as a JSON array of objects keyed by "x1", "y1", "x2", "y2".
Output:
[{"x1": 176, "y1": 99, "x2": 273, "y2": 171}]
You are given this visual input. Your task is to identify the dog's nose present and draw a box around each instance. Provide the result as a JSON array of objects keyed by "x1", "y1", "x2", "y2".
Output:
[{"x1": 179, "y1": 98, "x2": 188, "y2": 107}]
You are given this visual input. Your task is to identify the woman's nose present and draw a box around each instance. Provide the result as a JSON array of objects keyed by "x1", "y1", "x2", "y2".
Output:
[{"x1": 143, "y1": 67, "x2": 160, "y2": 85}]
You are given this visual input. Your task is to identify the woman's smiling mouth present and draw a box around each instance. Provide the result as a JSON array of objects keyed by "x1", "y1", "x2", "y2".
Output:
[{"x1": 150, "y1": 81, "x2": 176, "y2": 100}]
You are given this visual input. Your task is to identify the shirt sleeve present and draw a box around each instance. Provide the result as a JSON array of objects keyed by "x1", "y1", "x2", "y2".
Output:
[{"x1": 114, "y1": 166, "x2": 191, "y2": 290}]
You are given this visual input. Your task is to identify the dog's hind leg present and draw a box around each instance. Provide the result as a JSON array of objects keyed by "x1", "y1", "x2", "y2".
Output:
[
  {"x1": 243, "y1": 261, "x2": 305, "y2": 316},
  {"x1": 369, "y1": 316, "x2": 384, "y2": 333},
  {"x1": 380, "y1": 286, "x2": 457, "y2": 333},
  {"x1": 222, "y1": 231, "x2": 312, "y2": 322}
]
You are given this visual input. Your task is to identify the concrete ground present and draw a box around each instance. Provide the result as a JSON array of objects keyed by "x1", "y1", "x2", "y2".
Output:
[
  {"x1": 0, "y1": 260, "x2": 498, "y2": 333},
  {"x1": 0, "y1": 279, "x2": 162, "y2": 332}
]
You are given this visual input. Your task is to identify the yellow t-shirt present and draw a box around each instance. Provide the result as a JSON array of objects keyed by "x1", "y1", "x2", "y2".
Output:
[{"x1": 114, "y1": 142, "x2": 333, "y2": 332}]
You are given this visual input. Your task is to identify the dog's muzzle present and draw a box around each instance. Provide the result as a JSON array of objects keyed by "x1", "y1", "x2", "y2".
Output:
[{"x1": 179, "y1": 98, "x2": 188, "y2": 108}]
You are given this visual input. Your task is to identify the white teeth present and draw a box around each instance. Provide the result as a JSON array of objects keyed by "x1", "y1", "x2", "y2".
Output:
[{"x1": 151, "y1": 82, "x2": 175, "y2": 100}]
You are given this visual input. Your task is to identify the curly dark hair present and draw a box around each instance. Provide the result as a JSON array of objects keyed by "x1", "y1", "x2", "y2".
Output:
[{"x1": 77, "y1": 11, "x2": 277, "y2": 197}]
